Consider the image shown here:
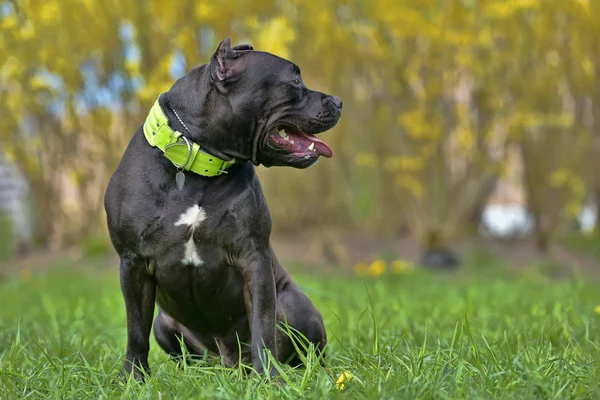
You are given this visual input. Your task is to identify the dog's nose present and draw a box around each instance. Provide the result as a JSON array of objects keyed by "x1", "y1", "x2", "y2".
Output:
[{"x1": 330, "y1": 96, "x2": 343, "y2": 110}]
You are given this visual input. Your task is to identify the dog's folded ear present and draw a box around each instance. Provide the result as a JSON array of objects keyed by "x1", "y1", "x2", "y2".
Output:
[
  {"x1": 211, "y1": 38, "x2": 249, "y2": 85},
  {"x1": 232, "y1": 43, "x2": 253, "y2": 51}
]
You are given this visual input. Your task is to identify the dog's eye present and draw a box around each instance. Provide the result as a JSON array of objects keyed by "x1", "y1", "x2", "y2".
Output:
[{"x1": 291, "y1": 79, "x2": 301, "y2": 86}]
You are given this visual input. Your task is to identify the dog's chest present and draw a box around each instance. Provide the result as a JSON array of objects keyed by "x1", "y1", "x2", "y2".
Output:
[
  {"x1": 145, "y1": 201, "x2": 248, "y2": 314},
  {"x1": 171, "y1": 204, "x2": 208, "y2": 266},
  {"x1": 149, "y1": 200, "x2": 245, "y2": 269},
  {"x1": 138, "y1": 172, "x2": 264, "y2": 275}
]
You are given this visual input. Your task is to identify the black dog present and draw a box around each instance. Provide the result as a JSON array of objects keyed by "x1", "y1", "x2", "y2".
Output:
[{"x1": 104, "y1": 38, "x2": 342, "y2": 379}]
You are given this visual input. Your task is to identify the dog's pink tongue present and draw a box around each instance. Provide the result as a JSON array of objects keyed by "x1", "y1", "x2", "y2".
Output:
[
  {"x1": 298, "y1": 132, "x2": 333, "y2": 158},
  {"x1": 312, "y1": 137, "x2": 333, "y2": 158}
]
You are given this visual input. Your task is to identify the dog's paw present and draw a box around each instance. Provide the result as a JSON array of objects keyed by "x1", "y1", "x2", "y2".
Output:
[
  {"x1": 120, "y1": 360, "x2": 150, "y2": 382},
  {"x1": 268, "y1": 364, "x2": 280, "y2": 380},
  {"x1": 253, "y1": 363, "x2": 281, "y2": 383}
]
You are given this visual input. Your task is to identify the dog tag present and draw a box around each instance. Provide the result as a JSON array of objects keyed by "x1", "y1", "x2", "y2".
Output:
[{"x1": 175, "y1": 171, "x2": 185, "y2": 190}]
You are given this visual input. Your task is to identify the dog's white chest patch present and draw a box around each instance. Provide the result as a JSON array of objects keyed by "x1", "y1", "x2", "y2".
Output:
[{"x1": 174, "y1": 205, "x2": 207, "y2": 266}]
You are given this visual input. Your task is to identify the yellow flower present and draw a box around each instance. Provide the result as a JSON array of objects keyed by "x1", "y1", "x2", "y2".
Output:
[
  {"x1": 455, "y1": 127, "x2": 475, "y2": 152},
  {"x1": 595, "y1": 305, "x2": 600, "y2": 316},
  {"x1": 20, "y1": 21, "x2": 36, "y2": 40},
  {"x1": 368, "y1": 260, "x2": 386, "y2": 277},
  {"x1": 1, "y1": 14, "x2": 18, "y2": 30},
  {"x1": 335, "y1": 370, "x2": 353, "y2": 390},
  {"x1": 549, "y1": 169, "x2": 570, "y2": 188},
  {"x1": 195, "y1": 3, "x2": 215, "y2": 20},
  {"x1": 256, "y1": 17, "x2": 296, "y2": 59},
  {"x1": 395, "y1": 174, "x2": 425, "y2": 199},
  {"x1": 391, "y1": 259, "x2": 415, "y2": 274},
  {"x1": 354, "y1": 152, "x2": 377, "y2": 168},
  {"x1": 383, "y1": 156, "x2": 424, "y2": 172},
  {"x1": 39, "y1": 3, "x2": 60, "y2": 23},
  {"x1": 565, "y1": 202, "x2": 582, "y2": 218},
  {"x1": 19, "y1": 268, "x2": 32, "y2": 283},
  {"x1": 353, "y1": 262, "x2": 369, "y2": 276}
]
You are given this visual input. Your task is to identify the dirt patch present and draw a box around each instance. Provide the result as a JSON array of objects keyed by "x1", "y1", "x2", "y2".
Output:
[
  {"x1": 2, "y1": 231, "x2": 598, "y2": 279},
  {"x1": 273, "y1": 230, "x2": 600, "y2": 277}
]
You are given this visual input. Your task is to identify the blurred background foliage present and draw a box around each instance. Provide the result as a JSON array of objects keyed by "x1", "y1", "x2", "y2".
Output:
[{"x1": 1, "y1": 0, "x2": 600, "y2": 263}]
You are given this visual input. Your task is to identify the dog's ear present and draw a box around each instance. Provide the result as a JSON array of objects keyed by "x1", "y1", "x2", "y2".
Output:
[
  {"x1": 212, "y1": 37, "x2": 233, "y2": 82},
  {"x1": 232, "y1": 43, "x2": 253, "y2": 51},
  {"x1": 210, "y1": 37, "x2": 248, "y2": 84}
]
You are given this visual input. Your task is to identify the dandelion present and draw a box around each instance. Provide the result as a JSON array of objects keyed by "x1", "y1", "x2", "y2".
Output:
[
  {"x1": 595, "y1": 305, "x2": 600, "y2": 316},
  {"x1": 368, "y1": 260, "x2": 386, "y2": 277},
  {"x1": 19, "y1": 268, "x2": 32, "y2": 283},
  {"x1": 335, "y1": 370, "x2": 353, "y2": 391},
  {"x1": 353, "y1": 262, "x2": 369, "y2": 276},
  {"x1": 391, "y1": 259, "x2": 415, "y2": 274}
]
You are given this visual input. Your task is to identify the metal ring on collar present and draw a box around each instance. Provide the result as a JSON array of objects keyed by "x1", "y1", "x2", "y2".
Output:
[{"x1": 165, "y1": 136, "x2": 192, "y2": 171}]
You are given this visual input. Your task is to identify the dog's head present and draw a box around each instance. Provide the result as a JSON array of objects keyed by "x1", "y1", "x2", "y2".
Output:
[{"x1": 167, "y1": 38, "x2": 342, "y2": 169}]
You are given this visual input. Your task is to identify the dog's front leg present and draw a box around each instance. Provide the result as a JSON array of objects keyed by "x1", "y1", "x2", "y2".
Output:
[
  {"x1": 119, "y1": 257, "x2": 156, "y2": 380},
  {"x1": 241, "y1": 253, "x2": 278, "y2": 377}
]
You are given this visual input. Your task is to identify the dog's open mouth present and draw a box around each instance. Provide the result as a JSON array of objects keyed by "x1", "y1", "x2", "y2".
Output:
[{"x1": 267, "y1": 125, "x2": 333, "y2": 159}]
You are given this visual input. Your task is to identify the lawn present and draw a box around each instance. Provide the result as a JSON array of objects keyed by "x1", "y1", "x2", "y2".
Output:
[{"x1": 0, "y1": 260, "x2": 599, "y2": 399}]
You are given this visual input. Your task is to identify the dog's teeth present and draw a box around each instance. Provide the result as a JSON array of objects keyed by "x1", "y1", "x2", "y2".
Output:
[
  {"x1": 278, "y1": 129, "x2": 287, "y2": 138},
  {"x1": 284, "y1": 136, "x2": 290, "y2": 142},
  {"x1": 290, "y1": 140, "x2": 295, "y2": 144},
  {"x1": 308, "y1": 143, "x2": 315, "y2": 151}
]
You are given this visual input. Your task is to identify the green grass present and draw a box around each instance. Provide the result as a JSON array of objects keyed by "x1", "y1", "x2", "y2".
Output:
[
  {"x1": 0, "y1": 213, "x2": 14, "y2": 262},
  {"x1": 0, "y1": 263, "x2": 599, "y2": 399},
  {"x1": 562, "y1": 232, "x2": 600, "y2": 263}
]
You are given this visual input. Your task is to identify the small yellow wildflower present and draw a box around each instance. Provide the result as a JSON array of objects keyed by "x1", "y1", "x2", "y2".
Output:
[
  {"x1": 368, "y1": 260, "x2": 386, "y2": 277},
  {"x1": 391, "y1": 259, "x2": 415, "y2": 274},
  {"x1": 383, "y1": 156, "x2": 424, "y2": 172},
  {"x1": 335, "y1": 370, "x2": 353, "y2": 391},
  {"x1": 548, "y1": 169, "x2": 570, "y2": 188},
  {"x1": 353, "y1": 262, "x2": 369, "y2": 276},
  {"x1": 595, "y1": 305, "x2": 600, "y2": 316},
  {"x1": 19, "y1": 268, "x2": 32, "y2": 283},
  {"x1": 395, "y1": 174, "x2": 425, "y2": 199},
  {"x1": 354, "y1": 152, "x2": 377, "y2": 168}
]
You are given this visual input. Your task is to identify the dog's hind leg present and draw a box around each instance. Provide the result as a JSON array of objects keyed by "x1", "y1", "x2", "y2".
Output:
[
  {"x1": 153, "y1": 310, "x2": 210, "y2": 363},
  {"x1": 153, "y1": 310, "x2": 186, "y2": 358},
  {"x1": 275, "y1": 285, "x2": 327, "y2": 367}
]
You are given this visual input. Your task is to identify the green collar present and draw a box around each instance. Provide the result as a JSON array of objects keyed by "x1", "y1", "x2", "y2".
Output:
[{"x1": 143, "y1": 95, "x2": 237, "y2": 177}]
